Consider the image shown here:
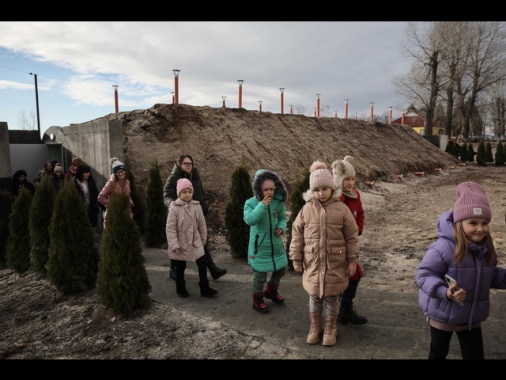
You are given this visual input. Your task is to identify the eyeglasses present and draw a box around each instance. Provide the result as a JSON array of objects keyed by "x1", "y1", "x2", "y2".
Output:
[{"x1": 182, "y1": 162, "x2": 193, "y2": 166}]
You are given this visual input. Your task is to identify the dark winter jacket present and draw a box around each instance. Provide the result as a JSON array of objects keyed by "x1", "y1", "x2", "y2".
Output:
[
  {"x1": 243, "y1": 169, "x2": 288, "y2": 273},
  {"x1": 12, "y1": 170, "x2": 36, "y2": 198},
  {"x1": 163, "y1": 164, "x2": 208, "y2": 216},
  {"x1": 416, "y1": 210, "x2": 506, "y2": 329}
]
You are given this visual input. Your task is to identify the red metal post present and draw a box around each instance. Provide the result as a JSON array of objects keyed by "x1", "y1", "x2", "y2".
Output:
[
  {"x1": 370, "y1": 102, "x2": 374, "y2": 121},
  {"x1": 173, "y1": 69, "x2": 180, "y2": 105},
  {"x1": 222, "y1": 96, "x2": 226, "y2": 107},
  {"x1": 113, "y1": 85, "x2": 119, "y2": 113},
  {"x1": 259, "y1": 101, "x2": 262, "y2": 112},
  {"x1": 389, "y1": 106, "x2": 393, "y2": 123},
  {"x1": 316, "y1": 94, "x2": 320, "y2": 117},
  {"x1": 280, "y1": 88, "x2": 284, "y2": 114},
  {"x1": 401, "y1": 112, "x2": 405, "y2": 124},
  {"x1": 238, "y1": 80, "x2": 244, "y2": 108}
]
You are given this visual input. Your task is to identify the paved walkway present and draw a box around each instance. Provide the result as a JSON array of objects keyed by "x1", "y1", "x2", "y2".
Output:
[{"x1": 143, "y1": 246, "x2": 506, "y2": 360}]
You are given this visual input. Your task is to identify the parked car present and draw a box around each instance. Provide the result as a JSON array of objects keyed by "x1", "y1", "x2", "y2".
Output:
[{"x1": 468, "y1": 134, "x2": 479, "y2": 142}]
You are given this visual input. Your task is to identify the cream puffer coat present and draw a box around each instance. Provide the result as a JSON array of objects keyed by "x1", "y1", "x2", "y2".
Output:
[
  {"x1": 166, "y1": 198, "x2": 207, "y2": 262},
  {"x1": 289, "y1": 190, "x2": 359, "y2": 298}
]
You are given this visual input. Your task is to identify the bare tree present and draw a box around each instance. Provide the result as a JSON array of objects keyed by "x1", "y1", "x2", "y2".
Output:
[{"x1": 17, "y1": 110, "x2": 36, "y2": 131}]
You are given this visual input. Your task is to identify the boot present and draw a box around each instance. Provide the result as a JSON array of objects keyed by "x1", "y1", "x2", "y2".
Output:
[
  {"x1": 176, "y1": 280, "x2": 189, "y2": 298},
  {"x1": 323, "y1": 315, "x2": 338, "y2": 346},
  {"x1": 307, "y1": 312, "x2": 322, "y2": 344},
  {"x1": 264, "y1": 283, "x2": 284, "y2": 305},
  {"x1": 252, "y1": 292, "x2": 269, "y2": 314},
  {"x1": 199, "y1": 281, "x2": 218, "y2": 297},
  {"x1": 209, "y1": 265, "x2": 227, "y2": 281},
  {"x1": 337, "y1": 305, "x2": 368, "y2": 325}
]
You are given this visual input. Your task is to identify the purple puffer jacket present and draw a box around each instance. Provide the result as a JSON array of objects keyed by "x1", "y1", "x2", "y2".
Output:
[{"x1": 416, "y1": 210, "x2": 506, "y2": 329}]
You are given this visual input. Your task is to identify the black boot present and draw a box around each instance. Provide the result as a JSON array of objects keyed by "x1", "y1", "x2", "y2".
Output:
[
  {"x1": 169, "y1": 259, "x2": 177, "y2": 280},
  {"x1": 210, "y1": 265, "x2": 227, "y2": 281},
  {"x1": 338, "y1": 280, "x2": 367, "y2": 325},
  {"x1": 176, "y1": 279, "x2": 189, "y2": 298},
  {"x1": 199, "y1": 281, "x2": 218, "y2": 297}
]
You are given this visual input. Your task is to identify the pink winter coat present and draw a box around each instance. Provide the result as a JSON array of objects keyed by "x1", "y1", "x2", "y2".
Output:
[
  {"x1": 166, "y1": 198, "x2": 207, "y2": 262},
  {"x1": 289, "y1": 190, "x2": 359, "y2": 298}
]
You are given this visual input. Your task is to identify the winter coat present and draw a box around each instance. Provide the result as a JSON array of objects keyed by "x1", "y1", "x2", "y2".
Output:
[
  {"x1": 289, "y1": 190, "x2": 359, "y2": 298},
  {"x1": 166, "y1": 198, "x2": 207, "y2": 262},
  {"x1": 12, "y1": 170, "x2": 36, "y2": 198},
  {"x1": 416, "y1": 210, "x2": 506, "y2": 329},
  {"x1": 244, "y1": 170, "x2": 288, "y2": 273},
  {"x1": 163, "y1": 164, "x2": 208, "y2": 215},
  {"x1": 75, "y1": 177, "x2": 100, "y2": 227},
  {"x1": 98, "y1": 173, "x2": 134, "y2": 219},
  {"x1": 340, "y1": 189, "x2": 364, "y2": 235},
  {"x1": 341, "y1": 189, "x2": 365, "y2": 281}
]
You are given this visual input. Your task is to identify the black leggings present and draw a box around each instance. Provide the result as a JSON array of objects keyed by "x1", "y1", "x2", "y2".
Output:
[{"x1": 428, "y1": 325, "x2": 484, "y2": 359}]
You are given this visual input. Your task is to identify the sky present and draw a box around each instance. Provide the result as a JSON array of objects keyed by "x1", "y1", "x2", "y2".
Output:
[{"x1": 0, "y1": 21, "x2": 414, "y2": 138}]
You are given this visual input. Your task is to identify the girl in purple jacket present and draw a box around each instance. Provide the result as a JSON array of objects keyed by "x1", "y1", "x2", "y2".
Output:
[{"x1": 416, "y1": 181, "x2": 506, "y2": 359}]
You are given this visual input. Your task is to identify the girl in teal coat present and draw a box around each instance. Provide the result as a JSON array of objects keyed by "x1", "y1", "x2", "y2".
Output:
[{"x1": 244, "y1": 169, "x2": 288, "y2": 314}]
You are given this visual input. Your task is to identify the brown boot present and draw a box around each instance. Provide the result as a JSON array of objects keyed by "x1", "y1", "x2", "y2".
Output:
[
  {"x1": 307, "y1": 312, "x2": 322, "y2": 344},
  {"x1": 322, "y1": 315, "x2": 338, "y2": 346}
]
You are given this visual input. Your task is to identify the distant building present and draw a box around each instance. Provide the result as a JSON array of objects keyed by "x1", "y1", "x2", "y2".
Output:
[{"x1": 392, "y1": 112, "x2": 447, "y2": 136}]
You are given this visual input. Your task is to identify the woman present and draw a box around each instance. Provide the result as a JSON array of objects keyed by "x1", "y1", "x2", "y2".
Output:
[
  {"x1": 163, "y1": 154, "x2": 227, "y2": 281},
  {"x1": 12, "y1": 169, "x2": 36, "y2": 198},
  {"x1": 34, "y1": 161, "x2": 54, "y2": 187},
  {"x1": 98, "y1": 158, "x2": 134, "y2": 228},
  {"x1": 75, "y1": 164, "x2": 100, "y2": 227}
]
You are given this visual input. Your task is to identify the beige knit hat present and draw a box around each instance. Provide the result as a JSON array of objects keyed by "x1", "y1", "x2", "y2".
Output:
[
  {"x1": 309, "y1": 161, "x2": 336, "y2": 192},
  {"x1": 331, "y1": 155, "x2": 356, "y2": 189}
]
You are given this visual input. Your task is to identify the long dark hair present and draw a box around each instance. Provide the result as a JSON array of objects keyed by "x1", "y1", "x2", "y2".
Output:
[{"x1": 75, "y1": 164, "x2": 92, "y2": 181}]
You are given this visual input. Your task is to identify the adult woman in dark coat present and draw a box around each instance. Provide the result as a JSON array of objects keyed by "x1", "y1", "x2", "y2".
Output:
[
  {"x1": 12, "y1": 169, "x2": 36, "y2": 198},
  {"x1": 74, "y1": 164, "x2": 101, "y2": 227},
  {"x1": 163, "y1": 154, "x2": 227, "y2": 281}
]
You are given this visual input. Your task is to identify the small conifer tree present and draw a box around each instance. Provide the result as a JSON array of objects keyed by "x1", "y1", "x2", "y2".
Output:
[
  {"x1": 29, "y1": 176, "x2": 56, "y2": 274},
  {"x1": 97, "y1": 192, "x2": 151, "y2": 313},
  {"x1": 47, "y1": 181, "x2": 99, "y2": 294},
  {"x1": 460, "y1": 143, "x2": 468, "y2": 162},
  {"x1": 0, "y1": 190, "x2": 14, "y2": 268},
  {"x1": 6, "y1": 187, "x2": 32, "y2": 273},
  {"x1": 467, "y1": 143, "x2": 475, "y2": 162},
  {"x1": 144, "y1": 160, "x2": 167, "y2": 247},
  {"x1": 495, "y1": 142, "x2": 506, "y2": 166},
  {"x1": 285, "y1": 169, "x2": 310, "y2": 270},
  {"x1": 476, "y1": 142, "x2": 486, "y2": 166},
  {"x1": 485, "y1": 142, "x2": 494, "y2": 163},
  {"x1": 127, "y1": 169, "x2": 146, "y2": 235},
  {"x1": 225, "y1": 165, "x2": 253, "y2": 259}
]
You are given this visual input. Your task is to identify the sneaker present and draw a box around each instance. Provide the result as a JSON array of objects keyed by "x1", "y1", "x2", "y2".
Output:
[{"x1": 169, "y1": 268, "x2": 177, "y2": 281}]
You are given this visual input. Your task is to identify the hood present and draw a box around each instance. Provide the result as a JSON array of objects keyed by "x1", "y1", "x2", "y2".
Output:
[
  {"x1": 437, "y1": 210, "x2": 456, "y2": 242},
  {"x1": 252, "y1": 169, "x2": 288, "y2": 203}
]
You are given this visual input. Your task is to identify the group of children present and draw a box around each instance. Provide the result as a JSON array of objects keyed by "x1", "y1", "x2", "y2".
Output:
[{"x1": 164, "y1": 153, "x2": 506, "y2": 357}]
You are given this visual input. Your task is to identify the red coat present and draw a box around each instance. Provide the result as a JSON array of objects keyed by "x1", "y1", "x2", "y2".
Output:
[{"x1": 341, "y1": 189, "x2": 365, "y2": 280}]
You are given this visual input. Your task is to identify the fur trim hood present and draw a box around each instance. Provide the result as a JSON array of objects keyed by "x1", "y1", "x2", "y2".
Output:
[{"x1": 252, "y1": 169, "x2": 288, "y2": 203}]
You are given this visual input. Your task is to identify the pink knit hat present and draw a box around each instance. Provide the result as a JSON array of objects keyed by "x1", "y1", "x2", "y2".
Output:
[
  {"x1": 176, "y1": 178, "x2": 193, "y2": 197},
  {"x1": 309, "y1": 161, "x2": 336, "y2": 192},
  {"x1": 453, "y1": 181, "x2": 491, "y2": 223}
]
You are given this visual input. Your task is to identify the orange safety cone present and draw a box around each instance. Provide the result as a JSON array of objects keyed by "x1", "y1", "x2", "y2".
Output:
[
  {"x1": 448, "y1": 166, "x2": 455, "y2": 169},
  {"x1": 458, "y1": 163, "x2": 466, "y2": 167},
  {"x1": 365, "y1": 181, "x2": 375, "y2": 187},
  {"x1": 435, "y1": 168, "x2": 441, "y2": 172},
  {"x1": 396, "y1": 174, "x2": 403, "y2": 180},
  {"x1": 415, "y1": 171, "x2": 424, "y2": 176}
]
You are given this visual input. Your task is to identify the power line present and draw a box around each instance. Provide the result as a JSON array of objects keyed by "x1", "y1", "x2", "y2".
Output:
[{"x1": 0, "y1": 64, "x2": 32, "y2": 75}]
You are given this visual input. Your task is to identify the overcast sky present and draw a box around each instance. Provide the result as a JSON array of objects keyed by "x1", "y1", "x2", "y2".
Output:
[{"x1": 0, "y1": 21, "x2": 414, "y2": 137}]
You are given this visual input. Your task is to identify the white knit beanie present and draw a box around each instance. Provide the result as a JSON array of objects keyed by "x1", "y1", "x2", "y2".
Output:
[{"x1": 331, "y1": 155, "x2": 356, "y2": 189}]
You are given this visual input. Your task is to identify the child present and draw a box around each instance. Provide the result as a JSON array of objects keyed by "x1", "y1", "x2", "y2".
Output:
[
  {"x1": 331, "y1": 155, "x2": 367, "y2": 325},
  {"x1": 166, "y1": 178, "x2": 217, "y2": 298},
  {"x1": 244, "y1": 169, "x2": 288, "y2": 314},
  {"x1": 416, "y1": 181, "x2": 506, "y2": 359},
  {"x1": 97, "y1": 157, "x2": 134, "y2": 229},
  {"x1": 289, "y1": 161, "x2": 359, "y2": 346}
]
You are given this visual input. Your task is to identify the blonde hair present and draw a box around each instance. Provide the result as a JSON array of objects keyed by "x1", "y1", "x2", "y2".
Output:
[{"x1": 453, "y1": 222, "x2": 495, "y2": 265}]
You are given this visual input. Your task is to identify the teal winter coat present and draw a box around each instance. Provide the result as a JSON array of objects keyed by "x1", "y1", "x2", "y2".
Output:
[{"x1": 244, "y1": 169, "x2": 288, "y2": 272}]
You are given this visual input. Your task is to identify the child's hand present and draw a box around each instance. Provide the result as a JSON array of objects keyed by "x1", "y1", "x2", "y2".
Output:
[
  {"x1": 174, "y1": 248, "x2": 182, "y2": 255},
  {"x1": 346, "y1": 262, "x2": 357, "y2": 277},
  {"x1": 263, "y1": 195, "x2": 272, "y2": 207},
  {"x1": 293, "y1": 263, "x2": 303, "y2": 273},
  {"x1": 275, "y1": 228, "x2": 283, "y2": 236},
  {"x1": 447, "y1": 284, "x2": 466, "y2": 305}
]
